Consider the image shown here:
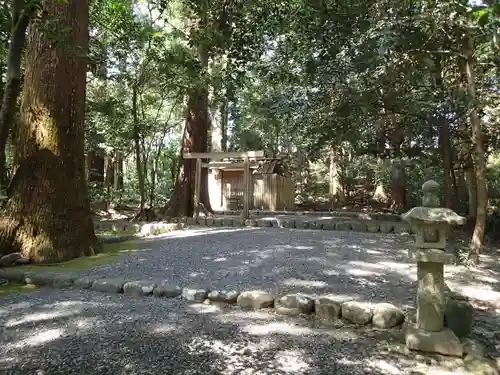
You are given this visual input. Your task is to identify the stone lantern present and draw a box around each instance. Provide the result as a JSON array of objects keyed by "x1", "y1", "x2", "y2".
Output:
[{"x1": 401, "y1": 180, "x2": 467, "y2": 356}]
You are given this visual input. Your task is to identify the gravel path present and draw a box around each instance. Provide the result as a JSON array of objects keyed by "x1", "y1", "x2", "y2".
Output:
[
  {"x1": 0, "y1": 288, "x2": 468, "y2": 375},
  {"x1": 78, "y1": 228, "x2": 417, "y2": 304},
  {"x1": 1, "y1": 228, "x2": 499, "y2": 374}
]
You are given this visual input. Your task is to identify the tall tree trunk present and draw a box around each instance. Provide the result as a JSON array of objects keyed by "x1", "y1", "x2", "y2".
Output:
[
  {"x1": 439, "y1": 117, "x2": 453, "y2": 209},
  {"x1": 163, "y1": 8, "x2": 213, "y2": 217},
  {"x1": 0, "y1": 0, "x2": 99, "y2": 263},
  {"x1": 87, "y1": 150, "x2": 105, "y2": 183},
  {"x1": 465, "y1": 166, "x2": 477, "y2": 219},
  {"x1": 104, "y1": 155, "x2": 114, "y2": 210},
  {"x1": 113, "y1": 150, "x2": 123, "y2": 190},
  {"x1": 0, "y1": 0, "x2": 33, "y2": 188},
  {"x1": 463, "y1": 35, "x2": 487, "y2": 265},
  {"x1": 132, "y1": 85, "x2": 146, "y2": 216}
]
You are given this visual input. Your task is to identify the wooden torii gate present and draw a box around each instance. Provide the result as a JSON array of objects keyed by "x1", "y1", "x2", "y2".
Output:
[{"x1": 183, "y1": 151, "x2": 265, "y2": 220}]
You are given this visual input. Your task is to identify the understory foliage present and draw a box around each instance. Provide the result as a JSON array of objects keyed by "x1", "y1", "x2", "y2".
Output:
[{"x1": 0, "y1": 0, "x2": 498, "y2": 263}]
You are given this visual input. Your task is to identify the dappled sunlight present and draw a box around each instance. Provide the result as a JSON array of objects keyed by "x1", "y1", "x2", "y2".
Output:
[
  {"x1": 454, "y1": 285, "x2": 500, "y2": 304},
  {"x1": 148, "y1": 227, "x2": 257, "y2": 240},
  {"x1": 10, "y1": 328, "x2": 65, "y2": 349},
  {"x1": 274, "y1": 349, "x2": 311, "y2": 373},
  {"x1": 282, "y1": 278, "x2": 329, "y2": 289},
  {"x1": 364, "y1": 359, "x2": 402, "y2": 375},
  {"x1": 6, "y1": 309, "x2": 79, "y2": 328}
]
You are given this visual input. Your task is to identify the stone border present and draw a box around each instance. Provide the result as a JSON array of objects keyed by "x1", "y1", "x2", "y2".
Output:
[
  {"x1": 171, "y1": 216, "x2": 414, "y2": 235},
  {"x1": 214, "y1": 209, "x2": 402, "y2": 222},
  {"x1": 0, "y1": 267, "x2": 407, "y2": 330},
  {"x1": 0, "y1": 269, "x2": 484, "y2": 363},
  {"x1": 93, "y1": 221, "x2": 184, "y2": 237}
]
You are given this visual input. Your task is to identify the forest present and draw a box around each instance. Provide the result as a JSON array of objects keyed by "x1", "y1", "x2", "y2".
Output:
[{"x1": 0, "y1": 0, "x2": 498, "y2": 265}]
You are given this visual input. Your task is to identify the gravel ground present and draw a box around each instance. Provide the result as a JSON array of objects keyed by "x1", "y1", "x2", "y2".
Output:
[
  {"x1": 1, "y1": 228, "x2": 499, "y2": 374},
  {"x1": 79, "y1": 228, "x2": 417, "y2": 303},
  {"x1": 0, "y1": 288, "x2": 470, "y2": 375}
]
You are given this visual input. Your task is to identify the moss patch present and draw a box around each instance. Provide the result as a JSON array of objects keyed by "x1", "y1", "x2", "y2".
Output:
[
  {"x1": 0, "y1": 283, "x2": 38, "y2": 298},
  {"x1": 18, "y1": 240, "x2": 144, "y2": 272},
  {"x1": 96, "y1": 229, "x2": 138, "y2": 239}
]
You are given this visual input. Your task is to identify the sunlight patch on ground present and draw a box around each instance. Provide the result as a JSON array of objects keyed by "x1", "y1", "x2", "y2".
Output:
[
  {"x1": 151, "y1": 227, "x2": 257, "y2": 240},
  {"x1": 281, "y1": 278, "x2": 329, "y2": 288},
  {"x1": 365, "y1": 359, "x2": 402, "y2": 374},
  {"x1": 151, "y1": 323, "x2": 178, "y2": 334},
  {"x1": 185, "y1": 337, "x2": 300, "y2": 375},
  {"x1": 6, "y1": 308, "x2": 79, "y2": 328},
  {"x1": 10, "y1": 328, "x2": 65, "y2": 349},
  {"x1": 274, "y1": 349, "x2": 311, "y2": 374},
  {"x1": 454, "y1": 285, "x2": 500, "y2": 304},
  {"x1": 215, "y1": 310, "x2": 277, "y2": 324}
]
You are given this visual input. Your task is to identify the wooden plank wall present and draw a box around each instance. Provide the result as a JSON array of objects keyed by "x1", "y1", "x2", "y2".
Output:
[
  {"x1": 210, "y1": 171, "x2": 295, "y2": 211},
  {"x1": 253, "y1": 174, "x2": 295, "y2": 211}
]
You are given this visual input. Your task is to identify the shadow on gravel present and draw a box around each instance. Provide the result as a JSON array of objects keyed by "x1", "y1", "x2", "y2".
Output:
[{"x1": 0, "y1": 289, "x2": 479, "y2": 375}]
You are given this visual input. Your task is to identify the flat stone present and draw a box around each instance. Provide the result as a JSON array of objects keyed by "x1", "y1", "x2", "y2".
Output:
[
  {"x1": 335, "y1": 222, "x2": 352, "y2": 231},
  {"x1": 295, "y1": 220, "x2": 309, "y2": 229},
  {"x1": 372, "y1": 303, "x2": 405, "y2": 328},
  {"x1": 379, "y1": 222, "x2": 394, "y2": 233},
  {"x1": 366, "y1": 223, "x2": 380, "y2": 233},
  {"x1": 182, "y1": 287, "x2": 209, "y2": 302},
  {"x1": 196, "y1": 217, "x2": 206, "y2": 225},
  {"x1": 0, "y1": 268, "x2": 26, "y2": 283},
  {"x1": 444, "y1": 298, "x2": 474, "y2": 337},
  {"x1": 0, "y1": 252, "x2": 22, "y2": 267},
  {"x1": 321, "y1": 222, "x2": 335, "y2": 231},
  {"x1": 341, "y1": 301, "x2": 373, "y2": 324},
  {"x1": 394, "y1": 224, "x2": 411, "y2": 235},
  {"x1": 207, "y1": 290, "x2": 240, "y2": 304},
  {"x1": 232, "y1": 219, "x2": 245, "y2": 227},
  {"x1": 275, "y1": 294, "x2": 314, "y2": 315},
  {"x1": 123, "y1": 280, "x2": 157, "y2": 297},
  {"x1": 91, "y1": 278, "x2": 126, "y2": 294},
  {"x1": 222, "y1": 218, "x2": 234, "y2": 227},
  {"x1": 237, "y1": 290, "x2": 274, "y2": 309},
  {"x1": 213, "y1": 218, "x2": 223, "y2": 226},
  {"x1": 351, "y1": 222, "x2": 367, "y2": 232},
  {"x1": 73, "y1": 277, "x2": 94, "y2": 289},
  {"x1": 308, "y1": 221, "x2": 320, "y2": 230},
  {"x1": 315, "y1": 296, "x2": 344, "y2": 320},
  {"x1": 244, "y1": 219, "x2": 257, "y2": 227},
  {"x1": 152, "y1": 282, "x2": 182, "y2": 298},
  {"x1": 257, "y1": 219, "x2": 273, "y2": 227},
  {"x1": 186, "y1": 217, "x2": 197, "y2": 225},
  {"x1": 464, "y1": 354, "x2": 499, "y2": 375},
  {"x1": 24, "y1": 272, "x2": 56, "y2": 286},
  {"x1": 52, "y1": 274, "x2": 75, "y2": 288},
  {"x1": 405, "y1": 325, "x2": 463, "y2": 357},
  {"x1": 205, "y1": 218, "x2": 215, "y2": 226},
  {"x1": 280, "y1": 219, "x2": 295, "y2": 228},
  {"x1": 14, "y1": 256, "x2": 30, "y2": 265}
]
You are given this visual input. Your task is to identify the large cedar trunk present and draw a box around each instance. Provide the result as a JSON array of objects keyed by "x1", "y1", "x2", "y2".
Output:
[
  {"x1": 463, "y1": 35, "x2": 487, "y2": 265},
  {"x1": 164, "y1": 86, "x2": 213, "y2": 217},
  {"x1": 163, "y1": 10, "x2": 213, "y2": 218},
  {"x1": 0, "y1": 0, "x2": 99, "y2": 263}
]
